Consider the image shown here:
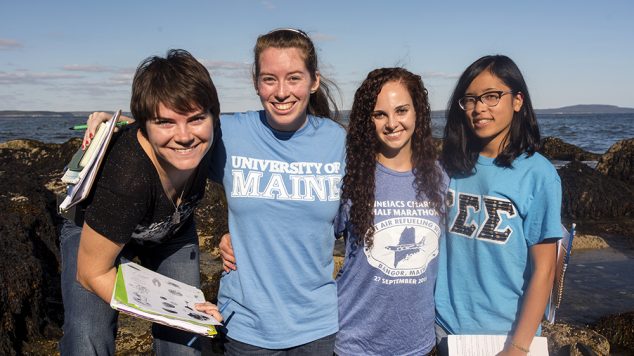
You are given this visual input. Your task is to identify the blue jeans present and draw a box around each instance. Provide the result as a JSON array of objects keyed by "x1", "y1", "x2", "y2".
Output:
[
  {"x1": 59, "y1": 220, "x2": 202, "y2": 356},
  {"x1": 435, "y1": 323, "x2": 449, "y2": 356},
  {"x1": 223, "y1": 333, "x2": 336, "y2": 356}
]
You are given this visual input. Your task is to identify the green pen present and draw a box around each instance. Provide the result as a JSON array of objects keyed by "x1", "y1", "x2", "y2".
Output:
[{"x1": 69, "y1": 121, "x2": 129, "y2": 130}]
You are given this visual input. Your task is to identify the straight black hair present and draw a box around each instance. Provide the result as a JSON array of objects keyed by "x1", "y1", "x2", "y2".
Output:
[{"x1": 442, "y1": 55, "x2": 540, "y2": 177}]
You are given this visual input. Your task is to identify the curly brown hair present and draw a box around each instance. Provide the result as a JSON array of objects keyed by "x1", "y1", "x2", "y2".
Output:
[{"x1": 342, "y1": 67, "x2": 445, "y2": 248}]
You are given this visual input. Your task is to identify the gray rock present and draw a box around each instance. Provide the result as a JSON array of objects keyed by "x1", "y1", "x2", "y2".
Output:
[
  {"x1": 596, "y1": 138, "x2": 634, "y2": 186},
  {"x1": 540, "y1": 137, "x2": 601, "y2": 162},
  {"x1": 543, "y1": 322, "x2": 610, "y2": 355},
  {"x1": 593, "y1": 311, "x2": 634, "y2": 354},
  {"x1": 558, "y1": 161, "x2": 634, "y2": 219}
]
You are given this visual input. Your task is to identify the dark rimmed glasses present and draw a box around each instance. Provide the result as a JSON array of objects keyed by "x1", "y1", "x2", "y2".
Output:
[{"x1": 458, "y1": 90, "x2": 515, "y2": 111}]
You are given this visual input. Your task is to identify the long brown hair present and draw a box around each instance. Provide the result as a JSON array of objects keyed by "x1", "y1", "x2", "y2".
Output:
[
  {"x1": 342, "y1": 67, "x2": 445, "y2": 248},
  {"x1": 253, "y1": 28, "x2": 340, "y2": 121}
]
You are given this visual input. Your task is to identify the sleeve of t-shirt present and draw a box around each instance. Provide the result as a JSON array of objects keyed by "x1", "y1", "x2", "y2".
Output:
[
  {"x1": 524, "y1": 170, "x2": 563, "y2": 246},
  {"x1": 84, "y1": 152, "x2": 150, "y2": 244}
]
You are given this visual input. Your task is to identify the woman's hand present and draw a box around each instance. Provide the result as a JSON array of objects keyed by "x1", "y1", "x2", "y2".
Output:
[
  {"x1": 496, "y1": 344, "x2": 529, "y2": 356},
  {"x1": 82, "y1": 111, "x2": 134, "y2": 149},
  {"x1": 219, "y1": 233, "x2": 237, "y2": 272},
  {"x1": 194, "y1": 302, "x2": 224, "y2": 323}
]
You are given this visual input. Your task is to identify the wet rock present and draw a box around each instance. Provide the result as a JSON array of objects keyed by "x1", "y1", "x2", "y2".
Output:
[
  {"x1": 596, "y1": 138, "x2": 634, "y2": 186},
  {"x1": 195, "y1": 181, "x2": 228, "y2": 252},
  {"x1": 115, "y1": 315, "x2": 153, "y2": 354},
  {"x1": 199, "y1": 251, "x2": 224, "y2": 304},
  {"x1": 0, "y1": 138, "x2": 230, "y2": 354},
  {"x1": 542, "y1": 321, "x2": 610, "y2": 355},
  {"x1": 0, "y1": 139, "x2": 78, "y2": 355},
  {"x1": 593, "y1": 311, "x2": 634, "y2": 354},
  {"x1": 571, "y1": 234, "x2": 610, "y2": 250},
  {"x1": 540, "y1": 137, "x2": 601, "y2": 162},
  {"x1": 558, "y1": 161, "x2": 634, "y2": 219}
]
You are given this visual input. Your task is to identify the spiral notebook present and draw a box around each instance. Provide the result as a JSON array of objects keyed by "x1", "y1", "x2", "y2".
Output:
[{"x1": 546, "y1": 223, "x2": 576, "y2": 323}]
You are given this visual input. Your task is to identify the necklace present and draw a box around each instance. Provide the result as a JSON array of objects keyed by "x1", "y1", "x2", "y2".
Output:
[{"x1": 170, "y1": 185, "x2": 187, "y2": 225}]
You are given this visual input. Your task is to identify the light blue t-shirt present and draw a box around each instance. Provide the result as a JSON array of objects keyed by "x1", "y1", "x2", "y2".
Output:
[
  {"x1": 435, "y1": 153, "x2": 562, "y2": 335},
  {"x1": 335, "y1": 163, "x2": 447, "y2": 356},
  {"x1": 212, "y1": 111, "x2": 345, "y2": 348}
]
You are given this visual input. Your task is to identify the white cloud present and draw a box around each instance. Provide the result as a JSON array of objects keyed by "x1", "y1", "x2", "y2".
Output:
[
  {"x1": 310, "y1": 32, "x2": 337, "y2": 42},
  {"x1": 260, "y1": 1, "x2": 275, "y2": 10},
  {"x1": 62, "y1": 64, "x2": 112, "y2": 73},
  {"x1": 422, "y1": 71, "x2": 460, "y2": 80},
  {"x1": 0, "y1": 39, "x2": 23, "y2": 50},
  {"x1": 107, "y1": 73, "x2": 133, "y2": 86},
  {"x1": 0, "y1": 70, "x2": 83, "y2": 84},
  {"x1": 201, "y1": 60, "x2": 252, "y2": 84},
  {"x1": 202, "y1": 60, "x2": 251, "y2": 72}
]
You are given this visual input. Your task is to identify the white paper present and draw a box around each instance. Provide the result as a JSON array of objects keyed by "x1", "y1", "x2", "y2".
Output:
[
  {"x1": 448, "y1": 335, "x2": 548, "y2": 356},
  {"x1": 111, "y1": 261, "x2": 220, "y2": 337},
  {"x1": 59, "y1": 110, "x2": 121, "y2": 211}
]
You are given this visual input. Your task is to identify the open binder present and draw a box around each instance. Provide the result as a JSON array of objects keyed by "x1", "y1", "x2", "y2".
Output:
[{"x1": 111, "y1": 260, "x2": 219, "y2": 337}]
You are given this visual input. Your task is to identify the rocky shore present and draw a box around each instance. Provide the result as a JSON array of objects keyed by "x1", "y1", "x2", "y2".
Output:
[{"x1": 1, "y1": 137, "x2": 632, "y2": 355}]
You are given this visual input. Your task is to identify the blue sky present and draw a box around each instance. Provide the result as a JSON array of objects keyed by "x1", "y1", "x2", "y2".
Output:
[{"x1": 1, "y1": 0, "x2": 633, "y2": 112}]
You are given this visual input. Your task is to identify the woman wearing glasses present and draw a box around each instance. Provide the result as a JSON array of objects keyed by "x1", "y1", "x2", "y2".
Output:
[{"x1": 434, "y1": 55, "x2": 562, "y2": 355}]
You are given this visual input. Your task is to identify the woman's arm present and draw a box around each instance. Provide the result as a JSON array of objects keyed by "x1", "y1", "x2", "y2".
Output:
[
  {"x1": 76, "y1": 223, "x2": 125, "y2": 303},
  {"x1": 499, "y1": 241, "x2": 557, "y2": 355}
]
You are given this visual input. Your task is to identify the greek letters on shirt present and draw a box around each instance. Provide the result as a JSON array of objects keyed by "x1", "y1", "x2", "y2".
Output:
[
  {"x1": 230, "y1": 155, "x2": 342, "y2": 201},
  {"x1": 446, "y1": 189, "x2": 517, "y2": 244}
]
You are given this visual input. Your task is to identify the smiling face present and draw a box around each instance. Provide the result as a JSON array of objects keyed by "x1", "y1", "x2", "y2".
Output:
[
  {"x1": 464, "y1": 70, "x2": 523, "y2": 157},
  {"x1": 255, "y1": 47, "x2": 320, "y2": 131},
  {"x1": 372, "y1": 81, "x2": 416, "y2": 170},
  {"x1": 142, "y1": 102, "x2": 213, "y2": 177}
]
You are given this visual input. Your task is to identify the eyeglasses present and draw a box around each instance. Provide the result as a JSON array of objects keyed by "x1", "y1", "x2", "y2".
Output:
[{"x1": 458, "y1": 90, "x2": 515, "y2": 111}]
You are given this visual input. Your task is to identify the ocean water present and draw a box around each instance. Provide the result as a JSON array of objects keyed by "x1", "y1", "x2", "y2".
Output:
[{"x1": 1, "y1": 113, "x2": 633, "y2": 154}]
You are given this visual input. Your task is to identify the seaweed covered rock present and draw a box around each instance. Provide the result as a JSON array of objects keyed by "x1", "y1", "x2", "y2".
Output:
[
  {"x1": 195, "y1": 180, "x2": 228, "y2": 252},
  {"x1": 596, "y1": 138, "x2": 634, "y2": 186},
  {"x1": 558, "y1": 161, "x2": 634, "y2": 219},
  {"x1": 593, "y1": 311, "x2": 634, "y2": 354},
  {"x1": 540, "y1": 137, "x2": 601, "y2": 162},
  {"x1": 542, "y1": 322, "x2": 610, "y2": 355},
  {"x1": 0, "y1": 139, "x2": 79, "y2": 355}
]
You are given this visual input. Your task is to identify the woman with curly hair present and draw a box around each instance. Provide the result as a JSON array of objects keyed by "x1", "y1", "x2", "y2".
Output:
[{"x1": 334, "y1": 67, "x2": 447, "y2": 356}]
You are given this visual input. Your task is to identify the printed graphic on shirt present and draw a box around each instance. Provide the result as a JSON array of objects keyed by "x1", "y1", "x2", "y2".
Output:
[
  {"x1": 374, "y1": 199, "x2": 440, "y2": 217},
  {"x1": 132, "y1": 200, "x2": 196, "y2": 242},
  {"x1": 229, "y1": 155, "x2": 342, "y2": 201},
  {"x1": 365, "y1": 216, "x2": 441, "y2": 279},
  {"x1": 447, "y1": 188, "x2": 517, "y2": 244}
]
